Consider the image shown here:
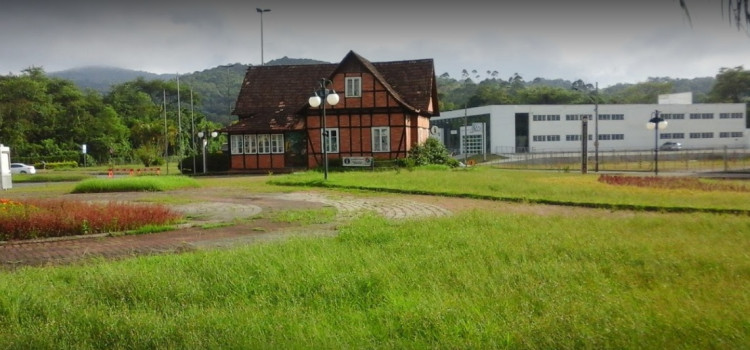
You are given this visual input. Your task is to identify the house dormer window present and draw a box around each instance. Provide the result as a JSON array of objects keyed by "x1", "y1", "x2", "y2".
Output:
[{"x1": 345, "y1": 77, "x2": 361, "y2": 97}]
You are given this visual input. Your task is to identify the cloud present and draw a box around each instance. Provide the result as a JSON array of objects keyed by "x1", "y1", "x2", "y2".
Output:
[{"x1": 0, "y1": 0, "x2": 748, "y2": 87}]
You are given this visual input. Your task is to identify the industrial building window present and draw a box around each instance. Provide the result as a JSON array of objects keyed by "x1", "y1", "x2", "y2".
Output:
[
  {"x1": 690, "y1": 113, "x2": 714, "y2": 119},
  {"x1": 690, "y1": 132, "x2": 714, "y2": 139},
  {"x1": 243, "y1": 135, "x2": 256, "y2": 154},
  {"x1": 534, "y1": 115, "x2": 560, "y2": 121},
  {"x1": 345, "y1": 77, "x2": 361, "y2": 97},
  {"x1": 372, "y1": 127, "x2": 390, "y2": 152},
  {"x1": 611, "y1": 114, "x2": 624, "y2": 120},
  {"x1": 662, "y1": 113, "x2": 685, "y2": 120},
  {"x1": 533, "y1": 135, "x2": 559, "y2": 142},
  {"x1": 257, "y1": 134, "x2": 271, "y2": 154},
  {"x1": 599, "y1": 114, "x2": 611, "y2": 120},
  {"x1": 720, "y1": 113, "x2": 743, "y2": 119},
  {"x1": 270, "y1": 134, "x2": 284, "y2": 154},
  {"x1": 323, "y1": 128, "x2": 339, "y2": 153},
  {"x1": 662, "y1": 133, "x2": 684, "y2": 139},
  {"x1": 566, "y1": 135, "x2": 580, "y2": 141},
  {"x1": 732, "y1": 132, "x2": 743, "y2": 137},
  {"x1": 566, "y1": 114, "x2": 591, "y2": 121}
]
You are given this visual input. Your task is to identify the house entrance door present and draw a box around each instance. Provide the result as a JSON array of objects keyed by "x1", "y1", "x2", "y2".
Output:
[{"x1": 284, "y1": 131, "x2": 308, "y2": 168}]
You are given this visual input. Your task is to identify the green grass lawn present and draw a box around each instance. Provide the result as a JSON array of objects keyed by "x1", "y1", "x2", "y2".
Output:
[
  {"x1": 270, "y1": 167, "x2": 750, "y2": 212},
  {"x1": 0, "y1": 210, "x2": 747, "y2": 349},
  {"x1": 0, "y1": 168, "x2": 748, "y2": 348},
  {"x1": 71, "y1": 175, "x2": 201, "y2": 193}
]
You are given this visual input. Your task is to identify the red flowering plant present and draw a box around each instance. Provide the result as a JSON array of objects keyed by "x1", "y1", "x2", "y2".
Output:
[{"x1": 0, "y1": 199, "x2": 181, "y2": 241}]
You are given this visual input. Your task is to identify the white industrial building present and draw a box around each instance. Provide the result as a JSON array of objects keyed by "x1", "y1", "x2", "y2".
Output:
[{"x1": 430, "y1": 93, "x2": 748, "y2": 156}]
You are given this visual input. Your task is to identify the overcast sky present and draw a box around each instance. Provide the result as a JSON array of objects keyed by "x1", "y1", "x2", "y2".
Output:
[{"x1": 1, "y1": 0, "x2": 748, "y2": 87}]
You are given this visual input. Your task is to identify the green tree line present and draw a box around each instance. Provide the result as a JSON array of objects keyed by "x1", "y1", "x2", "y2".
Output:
[
  {"x1": 0, "y1": 67, "x2": 222, "y2": 166},
  {"x1": 437, "y1": 66, "x2": 748, "y2": 111}
]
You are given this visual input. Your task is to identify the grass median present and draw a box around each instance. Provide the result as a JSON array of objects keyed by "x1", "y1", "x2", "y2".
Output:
[{"x1": 270, "y1": 167, "x2": 750, "y2": 213}]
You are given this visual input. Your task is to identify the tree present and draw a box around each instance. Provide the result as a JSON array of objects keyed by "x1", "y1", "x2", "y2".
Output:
[
  {"x1": 606, "y1": 81, "x2": 673, "y2": 104},
  {"x1": 708, "y1": 66, "x2": 750, "y2": 103}
]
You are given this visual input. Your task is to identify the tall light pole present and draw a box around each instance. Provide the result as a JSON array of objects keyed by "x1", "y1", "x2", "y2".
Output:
[
  {"x1": 581, "y1": 115, "x2": 588, "y2": 174},
  {"x1": 647, "y1": 110, "x2": 667, "y2": 176},
  {"x1": 256, "y1": 8, "x2": 270, "y2": 65},
  {"x1": 593, "y1": 82, "x2": 599, "y2": 172},
  {"x1": 197, "y1": 130, "x2": 218, "y2": 174},
  {"x1": 308, "y1": 79, "x2": 340, "y2": 180}
]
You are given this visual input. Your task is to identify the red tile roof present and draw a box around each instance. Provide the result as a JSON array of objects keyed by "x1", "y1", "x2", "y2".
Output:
[{"x1": 228, "y1": 51, "x2": 438, "y2": 133}]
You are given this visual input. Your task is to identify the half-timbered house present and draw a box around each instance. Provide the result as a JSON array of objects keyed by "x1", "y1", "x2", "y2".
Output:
[{"x1": 225, "y1": 51, "x2": 439, "y2": 173}]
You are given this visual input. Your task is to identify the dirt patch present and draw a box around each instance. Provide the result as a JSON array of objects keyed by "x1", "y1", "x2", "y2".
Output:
[{"x1": 0, "y1": 187, "x2": 628, "y2": 269}]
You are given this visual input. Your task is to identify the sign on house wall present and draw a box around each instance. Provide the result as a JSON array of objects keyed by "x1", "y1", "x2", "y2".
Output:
[{"x1": 342, "y1": 157, "x2": 373, "y2": 167}]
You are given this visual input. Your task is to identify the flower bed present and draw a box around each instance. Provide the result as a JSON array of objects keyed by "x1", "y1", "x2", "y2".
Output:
[
  {"x1": 598, "y1": 174, "x2": 749, "y2": 192},
  {"x1": 0, "y1": 199, "x2": 181, "y2": 241}
]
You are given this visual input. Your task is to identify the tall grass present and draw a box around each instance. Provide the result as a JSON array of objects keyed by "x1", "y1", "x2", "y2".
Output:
[
  {"x1": 0, "y1": 211, "x2": 747, "y2": 348},
  {"x1": 72, "y1": 175, "x2": 201, "y2": 193},
  {"x1": 270, "y1": 168, "x2": 750, "y2": 212}
]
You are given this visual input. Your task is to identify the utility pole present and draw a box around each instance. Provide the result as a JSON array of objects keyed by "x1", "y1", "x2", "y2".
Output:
[{"x1": 256, "y1": 8, "x2": 271, "y2": 65}]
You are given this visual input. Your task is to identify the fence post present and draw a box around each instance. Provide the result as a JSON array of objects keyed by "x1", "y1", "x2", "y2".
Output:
[{"x1": 723, "y1": 146, "x2": 728, "y2": 172}]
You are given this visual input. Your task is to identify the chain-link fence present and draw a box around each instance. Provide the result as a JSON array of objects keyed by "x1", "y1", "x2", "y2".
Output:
[{"x1": 488, "y1": 146, "x2": 750, "y2": 173}]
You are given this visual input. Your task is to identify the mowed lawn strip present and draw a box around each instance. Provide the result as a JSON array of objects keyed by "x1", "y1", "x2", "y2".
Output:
[{"x1": 270, "y1": 167, "x2": 750, "y2": 212}]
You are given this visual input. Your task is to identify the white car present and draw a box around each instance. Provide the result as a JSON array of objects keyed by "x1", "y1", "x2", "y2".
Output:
[{"x1": 10, "y1": 163, "x2": 36, "y2": 174}]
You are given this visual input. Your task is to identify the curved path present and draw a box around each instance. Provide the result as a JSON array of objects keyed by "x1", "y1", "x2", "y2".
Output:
[{"x1": 0, "y1": 191, "x2": 452, "y2": 269}]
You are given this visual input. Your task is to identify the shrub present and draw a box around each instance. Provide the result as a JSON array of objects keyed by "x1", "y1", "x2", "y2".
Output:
[{"x1": 407, "y1": 138, "x2": 460, "y2": 168}]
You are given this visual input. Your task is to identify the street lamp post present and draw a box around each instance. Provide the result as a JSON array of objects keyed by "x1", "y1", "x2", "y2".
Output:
[
  {"x1": 308, "y1": 79, "x2": 340, "y2": 180},
  {"x1": 647, "y1": 110, "x2": 667, "y2": 176},
  {"x1": 581, "y1": 115, "x2": 588, "y2": 174},
  {"x1": 256, "y1": 8, "x2": 270, "y2": 65},
  {"x1": 197, "y1": 130, "x2": 218, "y2": 174},
  {"x1": 593, "y1": 82, "x2": 599, "y2": 172}
]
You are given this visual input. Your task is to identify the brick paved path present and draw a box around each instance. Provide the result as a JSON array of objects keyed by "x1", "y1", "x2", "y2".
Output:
[{"x1": 0, "y1": 192, "x2": 451, "y2": 269}]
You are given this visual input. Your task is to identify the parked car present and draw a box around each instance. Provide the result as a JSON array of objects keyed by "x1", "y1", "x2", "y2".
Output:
[
  {"x1": 659, "y1": 142, "x2": 682, "y2": 151},
  {"x1": 10, "y1": 163, "x2": 36, "y2": 174}
]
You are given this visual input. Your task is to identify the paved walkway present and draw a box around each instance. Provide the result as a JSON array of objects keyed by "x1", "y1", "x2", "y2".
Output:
[{"x1": 0, "y1": 192, "x2": 452, "y2": 269}]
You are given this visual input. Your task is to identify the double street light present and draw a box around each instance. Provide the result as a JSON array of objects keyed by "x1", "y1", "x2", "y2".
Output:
[
  {"x1": 646, "y1": 110, "x2": 667, "y2": 176},
  {"x1": 308, "y1": 79, "x2": 340, "y2": 180},
  {"x1": 197, "y1": 130, "x2": 218, "y2": 174}
]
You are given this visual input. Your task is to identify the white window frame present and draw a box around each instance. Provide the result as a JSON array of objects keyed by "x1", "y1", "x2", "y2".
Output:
[
  {"x1": 270, "y1": 134, "x2": 284, "y2": 154},
  {"x1": 243, "y1": 134, "x2": 256, "y2": 154},
  {"x1": 322, "y1": 128, "x2": 339, "y2": 153},
  {"x1": 231, "y1": 134, "x2": 243, "y2": 154},
  {"x1": 345, "y1": 77, "x2": 361, "y2": 97},
  {"x1": 257, "y1": 134, "x2": 271, "y2": 154},
  {"x1": 372, "y1": 127, "x2": 390, "y2": 152}
]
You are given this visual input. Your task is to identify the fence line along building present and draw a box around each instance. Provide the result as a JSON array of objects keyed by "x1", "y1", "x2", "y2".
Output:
[{"x1": 430, "y1": 93, "x2": 747, "y2": 157}]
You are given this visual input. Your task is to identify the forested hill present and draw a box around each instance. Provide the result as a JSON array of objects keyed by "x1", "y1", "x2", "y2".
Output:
[
  {"x1": 49, "y1": 57, "x2": 723, "y2": 124},
  {"x1": 49, "y1": 66, "x2": 176, "y2": 93},
  {"x1": 49, "y1": 57, "x2": 328, "y2": 125}
]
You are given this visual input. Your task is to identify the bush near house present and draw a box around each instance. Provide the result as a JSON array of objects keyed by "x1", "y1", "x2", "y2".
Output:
[{"x1": 403, "y1": 138, "x2": 460, "y2": 168}]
